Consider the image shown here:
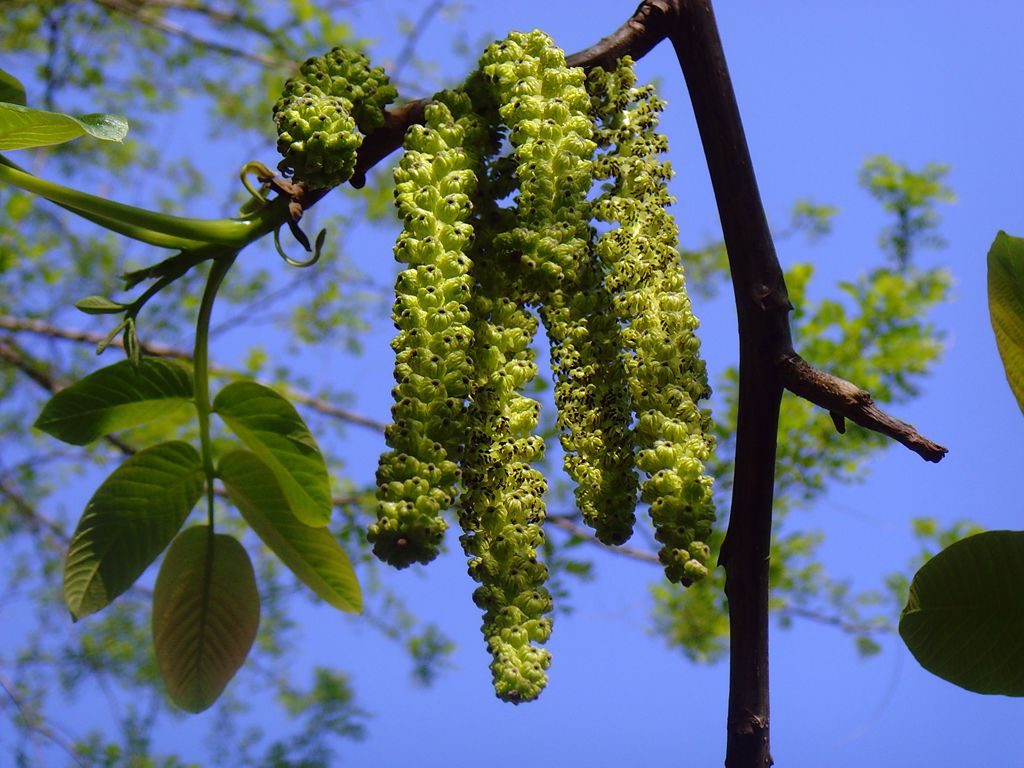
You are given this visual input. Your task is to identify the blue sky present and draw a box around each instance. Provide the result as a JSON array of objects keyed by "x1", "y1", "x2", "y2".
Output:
[
  {"x1": 5, "y1": 1, "x2": 1024, "y2": 765},
  {"x1": 325, "y1": 3, "x2": 1024, "y2": 766}
]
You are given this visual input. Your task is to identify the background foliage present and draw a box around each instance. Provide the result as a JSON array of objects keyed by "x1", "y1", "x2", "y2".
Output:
[{"x1": 0, "y1": 1, "x2": 1020, "y2": 766}]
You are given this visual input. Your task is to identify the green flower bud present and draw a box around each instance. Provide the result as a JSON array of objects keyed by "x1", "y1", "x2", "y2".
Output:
[
  {"x1": 477, "y1": 30, "x2": 594, "y2": 298},
  {"x1": 297, "y1": 46, "x2": 397, "y2": 133},
  {"x1": 273, "y1": 46, "x2": 397, "y2": 188},
  {"x1": 273, "y1": 90, "x2": 361, "y2": 189}
]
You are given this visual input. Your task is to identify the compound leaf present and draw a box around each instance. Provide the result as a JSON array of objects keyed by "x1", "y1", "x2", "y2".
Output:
[
  {"x1": 64, "y1": 441, "x2": 204, "y2": 619},
  {"x1": 219, "y1": 450, "x2": 361, "y2": 613},
  {"x1": 213, "y1": 381, "x2": 331, "y2": 527},
  {"x1": 152, "y1": 526, "x2": 259, "y2": 713},
  {"x1": 35, "y1": 358, "x2": 194, "y2": 446}
]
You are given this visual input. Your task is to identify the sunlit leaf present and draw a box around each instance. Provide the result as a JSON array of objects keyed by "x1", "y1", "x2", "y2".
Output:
[
  {"x1": 35, "y1": 358, "x2": 194, "y2": 445},
  {"x1": 900, "y1": 530, "x2": 1024, "y2": 695},
  {"x1": 64, "y1": 442, "x2": 204, "y2": 620},
  {"x1": 0, "y1": 102, "x2": 128, "y2": 149},
  {"x1": 220, "y1": 450, "x2": 361, "y2": 613},
  {"x1": 0, "y1": 68, "x2": 26, "y2": 106},
  {"x1": 152, "y1": 526, "x2": 259, "y2": 713},
  {"x1": 988, "y1": 231, "x2": 1024, "y2": 414},
  {"x1": 213, "y1": 381, "x2": 331, "y2": 527}
]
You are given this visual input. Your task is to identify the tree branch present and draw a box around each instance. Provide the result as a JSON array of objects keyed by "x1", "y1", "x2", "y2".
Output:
[
  {"x1": 92, "y1": 0, "x2": 280, "y2": 66},
  {"x1": 667, "y1": 2, "x2": 783, "y2": 763},
  {"x1": 778, "y1": 353, "x2": 947, "y2": 462},
  {"x1": 547, "y1": 514, "x2": 662, "y2": 565},
  {"x1": 0, "y1": 316, "x2": 386, "y2": 432}
]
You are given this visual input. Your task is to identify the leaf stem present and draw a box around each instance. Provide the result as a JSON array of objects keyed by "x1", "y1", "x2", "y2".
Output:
[
  {"x1": 0, "y1": 156, "x2": 287, "y2": 249},
  {"x1": 194, "y1": 252, "x2": 237, "y2": 525}
]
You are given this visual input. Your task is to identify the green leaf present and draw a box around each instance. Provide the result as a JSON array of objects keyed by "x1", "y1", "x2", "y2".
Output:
[
  {"x1": 35, "y1": 358, "x2": 194, "y2": 445},
  {"x1": 0, "y1": 102, "x2": 128, "y2": 150},
  {"x1": 988, "y1": 231, "x2": 1024, "y2": 415},
  {"x1": 900, "y1": 530, "x2": 1024, "y2": 695},
  {"x1": 219, "y1": 450, "x2": 361, "y2": 613},
  {"x1": 152, "y1": 526, "x2": 259, "y2": 713},
  {"x1": 213, "y1": 381, "x2": 331, "y2": 527},
  {"x1": 0, "y1": 69, "x2": 26, "y2": 106},
  {"x1": 75, "y1": 295, "x2": 129, "y2": 315},
  {"x1": 63, "y1": 442, "x2": 205, "y2": 620}
]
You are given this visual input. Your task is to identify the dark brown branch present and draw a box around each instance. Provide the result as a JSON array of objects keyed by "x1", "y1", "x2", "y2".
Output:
[
  {"x1": 670, "y1": 1, "x2": 787, "y2": 764},
  {"x1": 565, "y1": 0, "x2": 676, "y2": 70},
  {"x1": 778, "y1": 354, "x2": 948, "y2": 462},
  {"x1": 348, "y1": 100, "x2": 428, "y2": 189},
  {"x1": 347, "y1": 0, "x2": 674, "y2": 190}
]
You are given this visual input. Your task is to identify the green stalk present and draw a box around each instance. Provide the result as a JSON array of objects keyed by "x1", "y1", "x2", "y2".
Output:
[
  {"x1": 194, "y1": 251, "x2": 237, "y2": 526},
  {"x1": 0, "y1": 159, "x2": 287, "y2": 249}
]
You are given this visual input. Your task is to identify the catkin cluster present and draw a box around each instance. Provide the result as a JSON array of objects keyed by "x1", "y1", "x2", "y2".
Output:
[
  {"x1": 480, "y1": 32, "x2": 640, "y2": 548},
  {"x1": 274, "y1": 35, "x2": 717, "y2": 704},
  {"x1": 273, "y1": 47, "x2": 397, "y2": 189}
]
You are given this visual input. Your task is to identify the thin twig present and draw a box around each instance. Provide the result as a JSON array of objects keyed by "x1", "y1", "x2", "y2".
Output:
[
  {"x1": 0, "y1": 479, "x2": 68, "y2": 545},
  {"x1": 547, "y1": 514, "x2": 661, "y2": 565},
  {"x1": 0, "y1": 672, "x2": 88, "y2": 768},
  {"x1": 779, "y1": 605, "x2": 894, "y2": 637},
  {"x1": 391, "y1": 0, "x2": 447, "y2": 80},
  {"x1": 0, "y1": 316, "x2": 386, "y2": 432},
  {"x1": 92, "y1": 0, "x2": 279, "y2": 66},
  {"x1": 0, "y1": 336, "x2": 136, "y2": 454},
  {"x1": 778, "y1": 353, "x2": 947, "y2": 462}
]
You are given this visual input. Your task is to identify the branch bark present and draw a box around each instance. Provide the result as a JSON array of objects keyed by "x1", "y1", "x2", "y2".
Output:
[{"x1": 667, "y1": 3, "x2": 782, "y2": 763}]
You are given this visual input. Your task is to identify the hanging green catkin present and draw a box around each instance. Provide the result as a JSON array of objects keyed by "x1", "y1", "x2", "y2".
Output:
[
  {"x1": 368, "y1": 91, "x2": 487, "y2": 568},
  {"x1": 480, "y1": 30, "x2": 638, "y2": 546},
  {"x1": 273, "y1": 47, "x2": 397, "y2": 189},
  {"x1": 589, "y1": 59, "x2": 716, "y2": 585},
  {"x1": 439, "y1": 36, "x2": 568, "y2": 701},
  {"x1": 459, "y1": 291, "x2": 551, "y2": 703}
]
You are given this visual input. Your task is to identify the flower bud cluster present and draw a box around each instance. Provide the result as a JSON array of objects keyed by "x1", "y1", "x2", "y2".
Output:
[
  {"x1": 296, "y1": 47, "x2": 397, "y2": 134},
  {"x1": 273, "y1": 47, "x2": 396, "y2": 189},
  {"x1": 459, "y1": 293, "x2": 551, "y2": 703},
  {"x1": 589, "y1": 59, "x2": 716, "y2": 585},
  {"x1": 368, "y1": 92, "x2": 487, "y2": 568}
]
